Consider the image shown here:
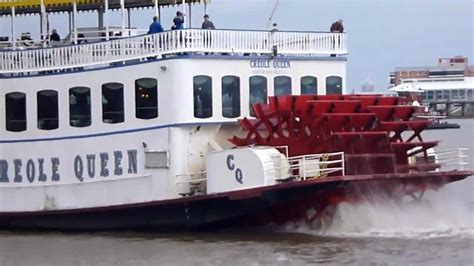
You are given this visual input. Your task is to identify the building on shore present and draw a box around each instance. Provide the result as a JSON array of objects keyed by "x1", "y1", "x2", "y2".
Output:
[{"x1": 389, "y1": 56, "x2": 474, "y2": 117}]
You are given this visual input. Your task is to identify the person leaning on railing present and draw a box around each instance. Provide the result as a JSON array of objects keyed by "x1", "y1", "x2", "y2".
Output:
[
  {"x1": 202, "y1": 14, "x2": 215, "y2": 52},
  {"x1": 50, "y1": 29, "x2": 61, "y2": 47},
  {"x1": 148, "y1": 16, "x2": 164, "y2": 34},
  {"x1": 172, "y1": 11, "x2": 185, "y2": 30},
  {"x1": 202, "y1": 14, "x2": 215, "y2": 29},
  {"x1": 330, "y1": 19, "x2": 343, "y2": 57}
]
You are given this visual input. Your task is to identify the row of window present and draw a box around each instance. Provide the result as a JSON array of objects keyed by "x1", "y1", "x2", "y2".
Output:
[
  {"x1": 2, "y1": 75, "x2": 342, "y2": 132},
  {"x1": 194, "y1": 75, "x2": 343, "y2": 118},
  {"x1": 5, "y1": 78, "x2": 157, "y2": 132},
  {"x1": 421, "y1": 89, "x2": 474, "y2": 102}
]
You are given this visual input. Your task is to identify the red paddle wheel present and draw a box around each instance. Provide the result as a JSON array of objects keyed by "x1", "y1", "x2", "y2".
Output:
[{"x1": 230, "y1": 94, "x2": 472, "y2": 227}]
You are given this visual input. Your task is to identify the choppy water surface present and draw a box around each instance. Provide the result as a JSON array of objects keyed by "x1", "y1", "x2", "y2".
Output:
[{"x1": 1, "y1": 120, "x2": 473, "y2": 266}]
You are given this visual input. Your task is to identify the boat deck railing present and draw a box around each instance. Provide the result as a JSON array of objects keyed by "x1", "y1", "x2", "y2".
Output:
[
  {"x1": 267, "y1": 151, "x2": 346, "y2": 181},
  {"x1": 0, "y1": 29, "x2": 347, "y2": 75},
  {"x1": 436, "y1": 148, "x2": 470, "y2": 170}
]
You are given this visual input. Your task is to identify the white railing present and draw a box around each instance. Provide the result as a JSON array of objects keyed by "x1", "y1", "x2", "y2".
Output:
[
  {"x1": 0, "y1": 29, "x2": 347, "y2": 74},
  {"x1": 267, "y1": 151, "x2": 345, "y2": 181},
  {"x1": 436, "y1": 148, "x2": 470, "y2": 170}
]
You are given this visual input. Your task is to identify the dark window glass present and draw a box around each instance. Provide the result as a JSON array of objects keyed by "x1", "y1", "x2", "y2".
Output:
[
  {"x1": 194, "y1": 75, "x2": 212, "y2": 118},
  {"x1": 69, "y1": 87, "x2": 91, "y2": 127},
  {"x1": 467, "y1": 89, "x2": 473, "y2": 100},
  {"x1": 37, "y1": 90, "x2": 59, "y2": 130},
  {"x1": 427, "y1": 91, "x2": 434, "y2": 100},
  {"x1": 6, "y1": 92, "x2": 26, "y2": 132},
  {"x1": 435, "y1": 90, "x2": 442, "y2": 100},
  {"x1": 102, "y1": 82, "x2": 124, "y2": 124},
  {"x1": 451, "y1": 90, "x2": 459, "y2": 99},
  {"x1": 135, "y1": 78, "x2": 158, "y2": 120},
  {"x1": 421, "y1": 91, "x2": 427, "y2": 100},
  {"x1": 249, "y1": 76, "x2": 268, "y2": 117},
  {"x1": 222, "y1": 75, "x2": 241, "y2": 118},
  {"x1": 301, "y1": 76, "x2": 317, "y2": 95},
  {"x1": 429, "y1": 70, "x2": 464, "y2": 76},
  {"x1": 326, "y1": 76, "x2": 343, "y2": 94},
  {"x1": 443, "y1": 90, "x2": 450, "y2": 100},
  {"x1": 274, "y1": 76, "x2": 292, "y2": 96}
]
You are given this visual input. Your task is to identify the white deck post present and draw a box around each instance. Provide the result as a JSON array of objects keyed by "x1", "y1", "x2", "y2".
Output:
[
  {"x1": 154, "y1": 0, "x2": 159, "y2": 18},
  {"x1": 120, "y1": 0, "x2": 125, "y2": 35},
  {"x1": 11, "y1": 6, "x2": 16, "y2": 50},
  {"x1": 182, "y1": 0, "x2": 186, "y2": 28},
  {"x1": 104, "y1": 0, "x2": 109, "y2": 40},
  {"x1": 40, "y1": 0, "x2": 46, "y2": 41},
  {"x1": 73, "y1": 1, "x2": 78, "y2": 44},
  {"x1": 188, "y1": 2, "x2": 191, "y2": 28}
]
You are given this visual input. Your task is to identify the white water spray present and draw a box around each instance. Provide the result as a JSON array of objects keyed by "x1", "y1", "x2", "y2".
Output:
[{"x1": 284, "y1": 184, "x2": 474, "y2": 239}]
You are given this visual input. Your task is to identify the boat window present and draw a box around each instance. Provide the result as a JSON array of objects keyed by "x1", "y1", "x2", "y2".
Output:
[
  {"x1": 222, "y1": 75, "x2": 241, "y2": 118},
  {"x1": 326, "y1": 76, "x2": 343, "y2": 94},
  {"x1": 135, "y1": 78, "x2": 158, "y2": 120},
  {"x1": 5, "y1": 92, "x2": 27, "y2": 132},
  {"x1": 37, "y1": 90, "x2": 59, "y2": 130},
  {"x1": 435, "y1": 90, "x2": 443, "y2": 100},
  {"x1": 69, "y1": 87, "x2": 91, "y2": 127},
  {"x1": 102, "y1": 82, "x2": 124, "y2": 124},
  {"x1": 274, "y1": 76, "x2": 291, "y2": 96},
  {"x1": 194, "y1": 75, "x2": 213, "y2": 118},
  {"x1": 249, "y1": 76, "x2": 268, "y2": 117},
  {"x1": 467, "y1": 89, "x2": 473, "y2": 100},
  {"x1": 459, "y1": 89, "x2": 466, "y2": 99},
  {"x1": 301, "y1": 76, "x2": 318, "y2": 95}
]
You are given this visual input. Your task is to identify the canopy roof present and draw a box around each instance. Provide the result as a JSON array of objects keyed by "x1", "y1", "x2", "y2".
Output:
[{"x1": 0, "y1": 0, "x2": 208, "y2": 15}]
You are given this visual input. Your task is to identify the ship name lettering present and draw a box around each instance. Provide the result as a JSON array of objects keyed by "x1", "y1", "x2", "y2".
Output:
[
  {"x1": 0, "y1": 158, "x2": 60, "y2": 183},
  {"x1": 74, "y1": 149, "x2": 137, "y2": 182},
  {"x1": 250, "y1": 59, "x2": 290, "y2": 69},
  {"x1": 1, "y1": 149, "x2": 137, "y2": 184}
]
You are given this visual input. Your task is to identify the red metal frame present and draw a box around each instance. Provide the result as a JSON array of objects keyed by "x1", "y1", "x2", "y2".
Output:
[{"x1": 230, "y1": 94, "x2": 465, "y2": 223}]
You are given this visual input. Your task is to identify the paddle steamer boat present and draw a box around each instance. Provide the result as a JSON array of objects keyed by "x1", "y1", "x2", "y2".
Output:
[{"x1": 0, "y1": 0, "x2": 472, "y2": 230}]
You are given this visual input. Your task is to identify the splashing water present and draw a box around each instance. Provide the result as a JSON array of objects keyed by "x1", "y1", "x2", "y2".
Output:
[{"x1": 283, "y1": 185, "x2": 474, "y2": 239}]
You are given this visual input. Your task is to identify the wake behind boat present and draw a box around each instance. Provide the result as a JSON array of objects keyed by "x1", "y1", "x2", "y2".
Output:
[{"x1": 0, "y1": 0, "x2": 472, "y2": 231}]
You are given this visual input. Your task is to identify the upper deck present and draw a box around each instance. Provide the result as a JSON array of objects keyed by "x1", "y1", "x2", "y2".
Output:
[{"x1": 0, "y1": 29, "x2": 347, "y2": 76}]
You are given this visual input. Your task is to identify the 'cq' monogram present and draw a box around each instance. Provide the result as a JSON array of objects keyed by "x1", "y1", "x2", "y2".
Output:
[{"x1": 226, "y1": 154, "x2": 243, "y2": 184}]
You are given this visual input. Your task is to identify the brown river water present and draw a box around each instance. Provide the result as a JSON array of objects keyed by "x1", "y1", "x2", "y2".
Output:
[{"x1": 1, "y1": 120, "x2": 473, "y2": 266}]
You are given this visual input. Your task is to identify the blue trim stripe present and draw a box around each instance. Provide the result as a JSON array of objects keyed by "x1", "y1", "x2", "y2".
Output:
[{"x1": 0, "y1": 121, "x2": 239, "y2": 144}]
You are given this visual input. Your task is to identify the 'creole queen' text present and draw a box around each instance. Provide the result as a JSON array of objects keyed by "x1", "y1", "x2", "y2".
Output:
[{"x1": 0, "y1": 149, "x2": 138, "y2": 184}]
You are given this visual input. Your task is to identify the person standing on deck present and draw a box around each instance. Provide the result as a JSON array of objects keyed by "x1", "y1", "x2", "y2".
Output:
[
  {"x1": 50, "y1": 29, "x2": 61, "y2": 42},
  {"x1": 202, "y1": 14, "x2": 216, "y2": 29},
  {"x1": 50, "y1": 29, "x2": 61, "y2": 47},
  {"x1": 329, "y1": 20, "x2": 344, "y2": 57},
  {"x1": 172, "y1": 11, "x2": 185, "y2": 30},
  {"x1": 330, "y1": 19, "x2": 344, "y2": 33},
  {"x1": 148, "y1": 16, "x2": 164, "y2": 34}
]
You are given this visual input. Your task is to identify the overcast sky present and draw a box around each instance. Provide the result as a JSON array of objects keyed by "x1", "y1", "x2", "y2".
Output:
[{"x1": 1, "y1": 0, "x2": 473, "y2": 91}]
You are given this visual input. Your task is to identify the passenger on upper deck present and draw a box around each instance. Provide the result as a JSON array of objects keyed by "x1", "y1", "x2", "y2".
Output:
[
  {"x1": 50, "y1": 29, "x2": 61, "y2": 42},
  {"x1": 172, "y1": 11, "x2": 185, "y2": 30},
  {"x1": 330, "y1": 20, "x2": 344, "y2": 33},
  {"x1": 50, "y1": 29, "x2": 61, "y2": 47},
  {"x1": 148, "y1": 16, "x2": 164, "y2": 34},
  {"x1": 202, "y1": 14, "x2": 216, "y2": 29}
]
